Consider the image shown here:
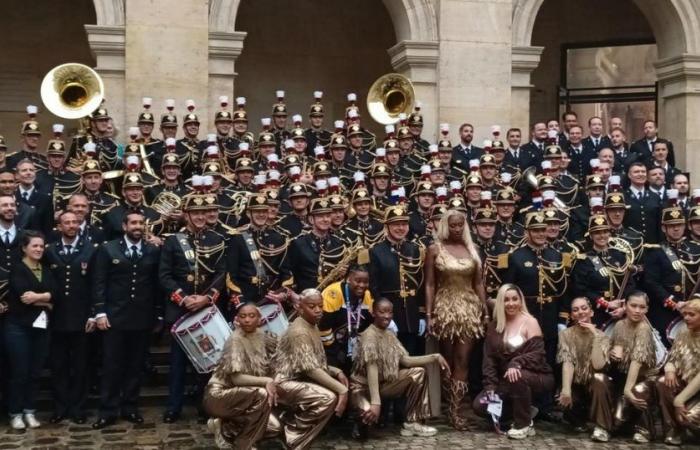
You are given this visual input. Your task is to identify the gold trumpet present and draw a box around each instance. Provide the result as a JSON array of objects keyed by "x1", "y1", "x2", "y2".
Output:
[
  {"x1": 367, "y1": 73, "x2": 415, "y2": 125},
  {"x1": 41, "y1": 63, "x2": 104, "y2": 120}
]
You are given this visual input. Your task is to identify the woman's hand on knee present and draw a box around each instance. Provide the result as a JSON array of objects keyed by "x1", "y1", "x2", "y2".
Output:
[{"x1": 504, "y1": 367, "x2": 521, "y2": 383}]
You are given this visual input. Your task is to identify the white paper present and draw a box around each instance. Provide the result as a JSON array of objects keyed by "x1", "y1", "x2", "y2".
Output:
[
  {"x1": 32, "y1": 311, "x2": 48, "y2": 329},
  {"x1": 487, "y1": 398, "x2": 503, "y2": 417}
]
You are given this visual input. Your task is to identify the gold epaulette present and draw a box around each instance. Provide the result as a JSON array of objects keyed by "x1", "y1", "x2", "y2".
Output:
[
  {"x1": 643, "y1": 243, "x2": 661, "y2": 248},
  {"x1": 576, "y1": 253, "x2": 587, "y2": 260}
]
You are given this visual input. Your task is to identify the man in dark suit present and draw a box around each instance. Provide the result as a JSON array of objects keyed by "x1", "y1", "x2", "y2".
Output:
[
  {"x1": 451, "y1": 122, "x2": 483, "y2": 173},
  {"x1": 559, "y1": 111, "x2": 580, "y2": 148},
  {"x1": 566, "y1": 125, "x2": 596, "y2": 181},
  {"x1": 92, "y1": 211, "x2": 161, "y2": 429},
  {"x1": 624, "y1": 162, "x2": 663, "y2": 243},
  {"x1": 649, "y1": 140, "x2": 681, "y2": 188},
  {"x1": 14, "y1": 159, "x2": 53, "y2": 235},
  {"x1": 582, "y1": 116, "x2": 610, "y2": 152},
  {"x1": 610, "y1": 127, "x2": 639, "y2": 174},
  {"x1": 630, "y1": 119, "x2": 676, "y2": 167},
  {"x1": 503, "y1": 127, "x2": 540, "y2": 173},
  {"x1": 45, "y1": 211, "x2": 98, "y2": 424},
  {"x1": 520, "y1": 121, "x2": 549, "y2": 161}
]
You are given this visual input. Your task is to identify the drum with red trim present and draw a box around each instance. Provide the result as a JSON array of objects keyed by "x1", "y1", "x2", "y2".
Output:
[
  {"x1": 171, "y1": 305, "x2": 232, "y2": 374},
  {"x1": 259, "y1": 302, "x2": 289, "y2": 337}
]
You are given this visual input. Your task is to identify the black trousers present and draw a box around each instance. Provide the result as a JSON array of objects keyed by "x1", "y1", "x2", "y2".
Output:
[
  {"x1": 99, "y1": 328, "x2": 150, "y2": 419},
  {"x1": 51, "y1": 330, "x2": 89, "y2": 417}
]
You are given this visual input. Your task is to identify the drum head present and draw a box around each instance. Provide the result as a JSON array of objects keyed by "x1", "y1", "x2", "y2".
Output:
[{"x1": 667, "y1": 318, "x2": 687, "y2": 343}]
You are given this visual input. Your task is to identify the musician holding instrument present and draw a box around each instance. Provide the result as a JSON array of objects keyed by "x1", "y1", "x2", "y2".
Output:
[
  {"x1": 226, "y1": 193, "x2": 292, "y2": 305},
  {"x1": 159, "y1": 189, "x2": 226, "y2": 424},
  {"x1": 91, "y1": 211, "x2": 161, "y2": 429},
  {"x1": 571, "y1": 208, "x2": 636, "y2": 326},
  {"x1": 68, "y1": 107, "x2": 119, "y2": 172},
  {"x1": 607, "y1": 291, "x2": 659, "y2": 444},
  {"x1": 642, "y1": 195, "x2": 700, "y2": 345},
  {"x1": 101, "y1": 173, "x2": 162, "y2": 242},
  {"x1": 656, "y1": 297, "x2": 700, "y2": 446},
  {"x1": 144, "y1": 154, "x2": 189, "y2": 232},
  {"x1": 175, "y1": 103, "x2": 202, "y2": 180},
  {"x1": 604, "y1": 188, "x2": 646, "y2": 264},
  {"x1": 288, "y1": 197, "x2": 346, "y2": 292},
  {"x1": 368, "y1": 204, "x2": 424, "y2": 355},
  {"x1": 78, "y1": 160, "x2": 120, "y2": 225}
]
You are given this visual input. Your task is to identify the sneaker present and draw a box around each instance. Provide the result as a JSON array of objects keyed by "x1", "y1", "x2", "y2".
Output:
[
  {"x1": 207, "y1": 418, "x2": 232, "y2": 449},
  {"x1": 9, "y1": 415, "x2": 25, "y2": 430},
  {"x1": 632, "y1": 431, "x2": 649, "y2": 443},
  {"x1": 591, "y1": 426, "x2": 610, "y2": 442},
  {"x1": 507, "y1": 421, "x2": 536, "y2": 440},
  {"x1": 664, "y1": 430, "x2": 682, "y2": 446},
  {"x1": 23, "y1": 413, "x2": 40, "y2": 429},
  {"x1": 400, "y1": 421, "x2": 438, "y2": 437}
]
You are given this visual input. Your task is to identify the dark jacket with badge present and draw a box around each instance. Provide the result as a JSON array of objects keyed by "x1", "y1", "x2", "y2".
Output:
[
  {"x1": 92, "y1": 238, "x2": 161, "y2": 330},
  {"x1": 45, "y1": 238, "x2": 98, "y2": 331}
]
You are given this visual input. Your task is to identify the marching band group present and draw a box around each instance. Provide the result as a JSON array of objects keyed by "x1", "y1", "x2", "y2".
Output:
[{"x1": 0, "y1": 89, "x2": 699, "y2": 449}]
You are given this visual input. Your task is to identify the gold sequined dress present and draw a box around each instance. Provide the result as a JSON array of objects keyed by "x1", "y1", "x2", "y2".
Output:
[{"x1": 432, "y1": 243, "x2": 484, "y2": 342}]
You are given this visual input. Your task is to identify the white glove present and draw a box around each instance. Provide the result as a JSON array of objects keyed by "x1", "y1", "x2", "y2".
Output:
[
  {"x1": 418, "y1": 319, "x2": 426, "y2": 337},
  {"x1": 388, "y1": 320, "x2": 399, "y2": 334}
]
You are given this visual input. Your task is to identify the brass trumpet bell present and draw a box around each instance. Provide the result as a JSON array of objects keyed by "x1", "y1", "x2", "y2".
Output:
[
  {"x1": 522, "y1": 166, "x2": 567, "y2": 209},
  {"x1": 41, "y1": 63, "x2": 104, "y2": 119},
  {"x1": 367, "y1": 73, "x2": 415, "y2": 125}
]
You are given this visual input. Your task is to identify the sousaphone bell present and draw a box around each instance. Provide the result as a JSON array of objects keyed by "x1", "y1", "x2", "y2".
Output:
[
  {"x1": 367, "y1": 73, "x2": 415, "y2": 125},
  {"x1": 40, "y1": 63, "x2": 104, "y2": 119}
]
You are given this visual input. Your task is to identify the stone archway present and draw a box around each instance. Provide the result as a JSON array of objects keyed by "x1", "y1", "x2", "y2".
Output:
[
  {"x1": 208, "y1": 0, "x2": 439, "y2": 138},
  {"x1": 511, "y1": 0, "x2": 700, "y2": 174}
]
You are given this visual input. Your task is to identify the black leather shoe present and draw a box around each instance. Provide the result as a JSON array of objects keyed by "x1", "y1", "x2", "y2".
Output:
[
  {"x1": 50, "y1": 415, "x2": 66, "y2": 424},
  {"x1": 163, "y1": 411, "x2": 180, "y2": 423},
  {"x1": 121, "y1": 413, "x2": 144, "y2": 424},
  {"x1": 73, "y1": 415, "x2": 87, "y2": 425},
  {"x1": 92, "y1": 417, "x2": 116, "y2": 429}
]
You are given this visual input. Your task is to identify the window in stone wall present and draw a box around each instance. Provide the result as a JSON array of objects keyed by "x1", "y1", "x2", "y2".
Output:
[{"x1": 560, "y1": 42, "x2": 657, "y2": 138}]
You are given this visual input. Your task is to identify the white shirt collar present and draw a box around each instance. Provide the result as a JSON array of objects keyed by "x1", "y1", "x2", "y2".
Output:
[
  {"x1": 61, "y1": 235, "x2": 79, "y2": 247},
  {"x1": 0, "y1": 223, "x2": 16, "y2": 241},
  {"x1": 630, "y1": 185, "x2": 645, "y2": 196},
  {"x1": 124, "y1": 236, "x2": 143, "y2": 252},
  {"x1": 19, "y1": 185, "x2": 34, "y2": 196}
]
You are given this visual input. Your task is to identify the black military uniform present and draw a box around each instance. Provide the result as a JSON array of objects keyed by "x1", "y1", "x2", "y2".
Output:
[
  {"x1": 571, "y1": 214, "x2": 636, "y2": 326},
  {"x1": 16, "y1": 184, "x2": 53, "y2": 236},
  {"x1": 368, "y1": 205, "x2": 424, "y2": 355},
  {"x1": 46, "y1": 236, "x2": 98, "y2": 421},
  {"x1": 473, "y1": 207, "x2": 510, "y2": 299},
  {"x1": 102, "y1": 173, "x2": 162, "y2": 240},
  {"x1": 92, "y1": 235, "x2": 161, "y2": 423},
  {"x1": 226, "y1": 193, "x2": 292, "y2": 304},
  {"x1": 277, "y1": 182, "x2": 311, "y2": 237},
  {"x1": 68, "y1": 108, "x2": 119, "y2": 172},
  {"x1": 504, "y1": 211, "x2": 568, "y2": 367},
  {"x1": 8, "y1": 120, "x2": 48, "y2": 170},
  {"x1": 304, "y1": 92, "x2": 332, "y2": 150},
  {"x1": 288, "y1": 198, "x2": 347, "y2": 292},
  {"x1": 624, "y1": 187, "x2": 662, "y2": 243},
  {"x1": 159, "y1": 192, "x2": 226, "y2": 420},
  {"x1": 36, "y1": 139, "x2": 82, "y2": 198},
  {"x1": 643, "y1": 205, "x2": 700, "y2": 345}
]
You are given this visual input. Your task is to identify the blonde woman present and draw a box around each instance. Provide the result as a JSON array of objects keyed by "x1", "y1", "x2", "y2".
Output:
[
  {"x1": 472, "y1": 284, "x2": 554, "y2": 440},
  {"x1": 424, "y1": 209, "x2": 486, "y2": 430}
]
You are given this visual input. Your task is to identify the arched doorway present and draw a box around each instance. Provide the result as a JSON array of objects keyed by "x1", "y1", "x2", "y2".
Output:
[
  {"x1": 234, "y1": 0, "x2": 396, "y2": 137},
  {"x1": 0, "y1": 0, "x2": 96, "y2": 150}
]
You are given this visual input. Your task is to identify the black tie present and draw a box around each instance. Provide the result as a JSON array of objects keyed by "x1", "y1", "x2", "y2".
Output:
[
  {"x1": 3, "y1": 231, "x2": 9, "y2": 245},
  {"x1": 594, "y1": 138, "x2": 599, "y2": 147},
  {"x1": 538, "y1": 143, "x2": 544, "y2": 152},
  {"x1": 130, "y1": 245, "x2": 139, "y2": 261},
  {"x1": 64, "y1": 244, "x2": 72, "y2": 255},
  {"x1": 22, "y1": 192, "x2": 28, "y2": 201}
]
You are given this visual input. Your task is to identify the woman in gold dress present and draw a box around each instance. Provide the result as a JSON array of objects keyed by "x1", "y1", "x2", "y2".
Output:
[
  {"x1": 424, "y1": 209, "x2": 487, "y2": 430},
  {"x1": 656, "y1": 298, "x2": 700, "y2": 446}
]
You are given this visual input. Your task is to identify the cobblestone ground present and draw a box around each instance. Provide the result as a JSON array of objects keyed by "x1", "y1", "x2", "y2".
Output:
[{"x1": 2, "y1": 407, "x2": 699, "y2": 449}]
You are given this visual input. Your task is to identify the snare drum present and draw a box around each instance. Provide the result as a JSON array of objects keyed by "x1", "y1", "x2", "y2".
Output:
[
  {"x1": 259, "y1": 302, "x2": 289, "y2": 337},
  {"x1": 666, "y1": 317, "x2": 687, "y2": 344},
  {"x1": 171, "y1": 305, "x2": 232, "y2": 374}
]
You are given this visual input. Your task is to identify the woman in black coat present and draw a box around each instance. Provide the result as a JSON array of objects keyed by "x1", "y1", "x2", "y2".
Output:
[{"x1": 4, "y1": 230, "x2": 56, "y2": 430}]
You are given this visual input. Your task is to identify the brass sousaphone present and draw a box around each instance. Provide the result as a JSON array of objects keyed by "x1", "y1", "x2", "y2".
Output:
[
  {"x1": 367, "y1": 73, "x2": 415, "y2": 125},
  {"x1": 41, "y1": 63, "x2": 104, "y2": 119}
]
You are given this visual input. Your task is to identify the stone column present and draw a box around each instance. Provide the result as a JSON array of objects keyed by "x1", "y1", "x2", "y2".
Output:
[
  {"x1": 85, "y1": 24, "x2": 126, "y2": 138},
  {"x1": 208, "y1": 31, "x2": 246, "y2": 134},
  {"x1": 124, "y1": 0, "x2": 209, "y2": 136},
  {"x1": 388, "y1": 40, "x2": 440, "y2": 141},
  {"x1": 437, "y1": 0, "x2": 512, "y2": 142},
  {"x1": 511, "y1": 45, "x2": 543, "y2": 132},
  {"x1": 654, "y1": 54, "x2": 700, "y2": 176}
]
